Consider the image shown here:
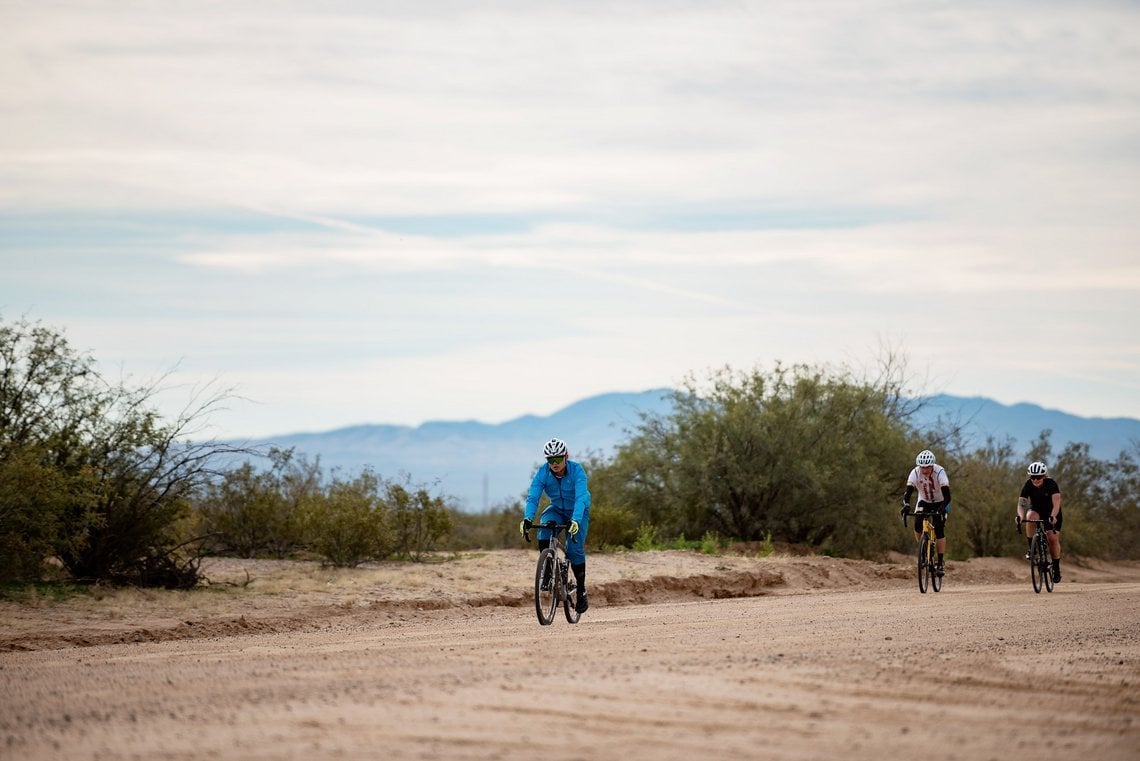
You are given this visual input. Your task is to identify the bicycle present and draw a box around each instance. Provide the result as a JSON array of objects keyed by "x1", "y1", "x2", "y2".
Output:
[
  {"x1": 903, "y1": 509, "x2": 943, "y2": 593},
  {"x1": 523, "y1": 522, "x2": 582, "y2": 625},
  {"x1": 1021, "y1": 518, "x2": 1055, "y2": 594}
]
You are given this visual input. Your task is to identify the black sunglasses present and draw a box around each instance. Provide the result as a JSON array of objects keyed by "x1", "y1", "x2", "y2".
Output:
[
  {"x1": 1030, "y1": 475, "x2": 1045, "y2": 482},
  {"x1": 546, "y1": 456, "x2": 566, "y2": 464}
]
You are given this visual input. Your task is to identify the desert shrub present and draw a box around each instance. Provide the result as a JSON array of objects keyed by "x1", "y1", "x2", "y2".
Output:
[
  {"x1": 590, "y1": 361, "x2": 915, "y2": 557},
  {"x1": 304, "y1": 469, "x2": 388, "y2": 567},
  {"x1": 0, "y1": 316, "x2": 241, "y2": 586},
  {"x1": 585, "y1": 503, "x2": 638, "y2": 549},
  {"x1": 385, "y1": 480, "x2": 453, "y2": 560},
  {"x1": 447, "y1": 504, "x2": 522, "y2": 550},
  {"x1": 195, "y1": 448, "x2": 321, "y2": 558},
  {"x1": 940, "y1": 437, "x2": 1026, "y2": 558},
  {"x1": 632, "y1": 523, "x2": 661, "y2": 551}
]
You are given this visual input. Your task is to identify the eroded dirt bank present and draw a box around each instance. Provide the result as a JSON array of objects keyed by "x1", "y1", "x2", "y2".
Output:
[{"x1": 6, "y1": 551, "x2": 1132, "y2": 652}]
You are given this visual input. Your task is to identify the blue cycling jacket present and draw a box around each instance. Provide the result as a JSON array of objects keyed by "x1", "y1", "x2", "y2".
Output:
[{"x1": 524, "y1": 460, "x2": 591, "y2": 525}]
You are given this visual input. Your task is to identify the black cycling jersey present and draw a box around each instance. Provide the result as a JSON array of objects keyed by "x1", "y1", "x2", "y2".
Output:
[{"x1": 1020, "y1": 477, "x2": 1061, "y2": 515}]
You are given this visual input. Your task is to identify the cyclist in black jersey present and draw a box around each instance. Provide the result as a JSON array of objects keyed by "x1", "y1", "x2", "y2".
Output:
[{"x1": 1016, "y1": 461, "x2": 1063, "y2": 583}]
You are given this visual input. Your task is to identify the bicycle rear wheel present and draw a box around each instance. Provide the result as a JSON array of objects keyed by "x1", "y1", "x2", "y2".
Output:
[
  {"x1": 561, "y1": 560, "x2": 581, "y2": 624},
  {"x1": 1030, "y1": 535, "x2": 1045, "y2": 594},
  {"x1": 535, "y1": 548, "x2": 557, "y2": 625},
  {"x1": 917, "y1": 534, "x2": 930, "y2": 593}
]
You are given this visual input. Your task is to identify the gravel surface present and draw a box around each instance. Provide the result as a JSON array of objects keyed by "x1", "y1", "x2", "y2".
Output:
[{"x1": 2, "y1": 551, "x2": 1138, "y2": 760}]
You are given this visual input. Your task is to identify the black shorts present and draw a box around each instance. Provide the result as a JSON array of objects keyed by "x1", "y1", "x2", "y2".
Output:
[
  {"x1": 914, "y1": 502, "x2": 947, "y2": 539},
  {"x1": 1027, "y1": 510, "x2": 1063, "y2": 532}
]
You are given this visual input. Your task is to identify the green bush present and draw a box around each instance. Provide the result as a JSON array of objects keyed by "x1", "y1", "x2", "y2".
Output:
[
  {"x1": 447, "y1": 504, "x2": 521, "y2": 551},
  {"x1": 304, "y1": 469, "x2": 388, "y2": 567},
  {"x1": 195, "y1": 448, "x2": 321, "y2": 558},
  {"x1": 699, "y1": 530, "x2": 723, "y2": 555},
  {"x1": 632, "y1": 523, "x2": 660, "y2": 551},
  {"x1": 385, "y1": 481, "x2": 453, "y2": 560},
  {"x1": 586, "y1": 503, "x2": 638, "y2": 549},
  {"x1": 589, "y1": 361, "x2": 915, "y2": 557},
  {"x1": 1, "y1": 316, "x2": 240, "y2": 586}
]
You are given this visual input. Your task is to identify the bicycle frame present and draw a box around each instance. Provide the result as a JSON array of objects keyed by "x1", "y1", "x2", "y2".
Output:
[
  {"x1": 904, "y1": 510, "x2": 942, "y2": 593},
  {"x1": 1022, "y1": 519, "x2": 1055, "y2": 594},
  {"x1": 524, "y1": 522, "x2": 582, "y2": 625}
]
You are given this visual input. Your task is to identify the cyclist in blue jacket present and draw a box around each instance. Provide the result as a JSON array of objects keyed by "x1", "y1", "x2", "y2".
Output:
[{"x1": 519, "y1": 437, "x2": 592, "y2": 613}]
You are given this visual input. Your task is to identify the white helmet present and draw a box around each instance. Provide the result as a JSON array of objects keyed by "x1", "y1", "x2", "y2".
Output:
[
  {"x1": 915, "y1": 450, "x2": 936, "y2": 467},
  {"x1": 1027, "y1": 461, "x2": 1048, "y2": 477},
  {"x1": 542, "y1": 437, "x2": 568, "y2": 458}
]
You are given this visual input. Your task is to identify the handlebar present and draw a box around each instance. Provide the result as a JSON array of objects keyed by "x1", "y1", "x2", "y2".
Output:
[
  {"x1": 1017, "y1": 517, "x2": 1055, "y2": 536},
  {"x1": 901, "y1": 508, "x2": 945, "y2": 529},
  {"x1": 523, "y1": 522, "x2": 578, "y2": 544}
]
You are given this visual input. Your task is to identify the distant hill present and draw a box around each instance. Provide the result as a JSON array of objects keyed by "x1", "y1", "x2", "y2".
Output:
[
  {"x1": 913, "y1": 394, "x2": 1140, "y2": 461},
  {"x1": 238, "y1": 390, "x2": 1140, "y2": 511},
  {"x1": 243, "y1": 390, "x2": 675, "y2": 511}
]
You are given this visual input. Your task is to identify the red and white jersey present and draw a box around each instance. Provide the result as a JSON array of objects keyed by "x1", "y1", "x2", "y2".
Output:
[{"x1": 907, "y1": 464, "x2": 950, "y2": 503}]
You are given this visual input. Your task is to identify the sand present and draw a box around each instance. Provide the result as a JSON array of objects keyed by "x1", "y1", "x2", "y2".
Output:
[{"x1": 2, "y1": 550, "x2": 1138, "y2": 760}]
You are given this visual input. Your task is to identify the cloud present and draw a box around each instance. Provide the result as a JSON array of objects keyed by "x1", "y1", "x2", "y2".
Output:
[
  {"x1": 3, "y1": 1, "x2": 1139, "y2": 436},
  {"x1": 5, "y1": 2, "x2": 1136, "y2": 218}
]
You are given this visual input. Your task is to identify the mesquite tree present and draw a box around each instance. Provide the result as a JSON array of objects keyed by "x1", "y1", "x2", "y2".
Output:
[
  {"x1": 0, "y1": 316, "x2": 242, "y2": 586},
  {"x1": 590, "y1": 361, "x2": 917, "y2": 557}
]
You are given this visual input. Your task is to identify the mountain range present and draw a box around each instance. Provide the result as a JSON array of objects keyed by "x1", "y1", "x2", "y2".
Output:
[{"x1": 238, "y1": 390, "x2": 1140, "y2": 511}]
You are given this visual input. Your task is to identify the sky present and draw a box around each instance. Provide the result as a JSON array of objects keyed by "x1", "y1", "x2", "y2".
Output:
[{"x1": 3, "y1": 0, "x2": 1139, "y2": 440}]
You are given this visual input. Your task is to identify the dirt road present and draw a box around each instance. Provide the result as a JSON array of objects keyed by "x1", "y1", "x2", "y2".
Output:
[{"x1": 2, "y1": 552, "x2": 1138, "y2": 760}]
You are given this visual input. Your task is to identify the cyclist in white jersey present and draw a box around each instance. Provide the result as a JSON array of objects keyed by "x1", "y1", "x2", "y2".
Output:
[{"x1": 901, "y1": 449, "x2": 952, "y2": 576}]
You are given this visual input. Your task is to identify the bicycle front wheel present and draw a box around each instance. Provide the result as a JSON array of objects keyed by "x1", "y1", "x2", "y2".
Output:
[
  {"x1": 1043, "y1": 542, "x2": 1055, "y2": 593},
  {"x1": 1030, "y1": 535, "x2": 1045, "y2": 594},
  {"x1": 930, "y1": 539, "x2": 942, "y2": 593},
  {"x1": 917, "y1": 534, "x2": 930, "y2": 593},
  {"x1": 535, "y1": 548, "x2": 557, "y2": 625}
]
